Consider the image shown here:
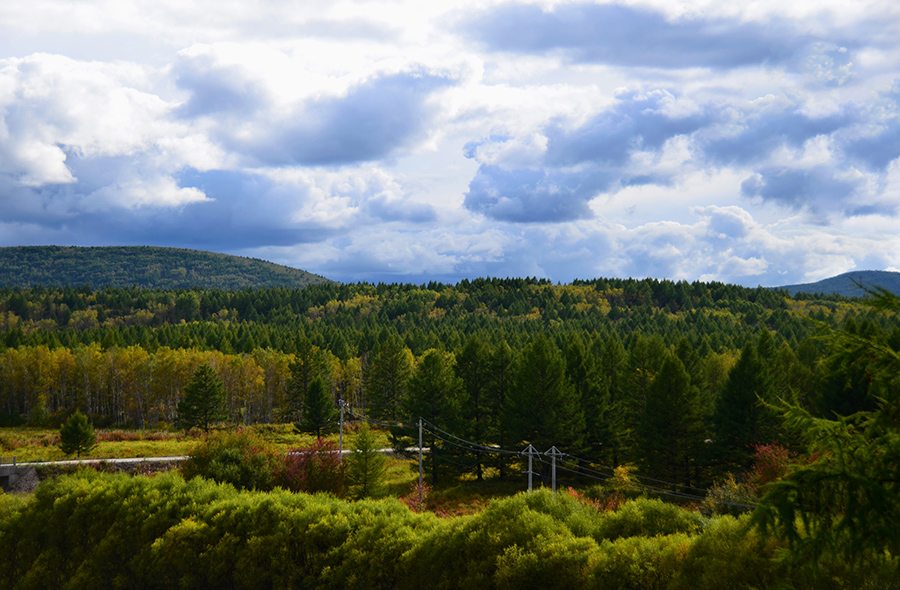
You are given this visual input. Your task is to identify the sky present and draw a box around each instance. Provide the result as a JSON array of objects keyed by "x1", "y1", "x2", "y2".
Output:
[{"x1": 1, "y1": 0, "x2": 899, "y2": 287}]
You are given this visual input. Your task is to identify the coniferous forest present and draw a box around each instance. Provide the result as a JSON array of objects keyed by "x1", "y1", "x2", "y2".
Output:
[
  {"x1": 2, "y1": 278, "x2": 897, "y2": 482},
  {"x1": 2, "y1": 277, "x2": 900, "y2": 588}
]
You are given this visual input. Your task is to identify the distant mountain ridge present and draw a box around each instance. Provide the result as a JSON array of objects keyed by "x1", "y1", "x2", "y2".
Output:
[
  {"x1": 778, "y1": 270, "x2": 900, "y2": 297},
  {"x1": 0, "y1": 246, "x2": 332, "y2": 289}
]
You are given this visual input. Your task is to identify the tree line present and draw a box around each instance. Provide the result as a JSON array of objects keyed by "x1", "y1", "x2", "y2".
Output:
[{"x1": 1, "y1": 279, "x2": 898, "y2": 488}]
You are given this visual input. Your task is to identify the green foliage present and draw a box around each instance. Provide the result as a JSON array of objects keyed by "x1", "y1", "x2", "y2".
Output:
[
  {"x1": 364, "y1": 333, "x2": 412, "y2": 421},
  {"x1": 505, "y1": 335, "x2": 585, "y2": 452},
  {"x1": 177, "y1": 363, "x2": 227, "y2": 433},
  {"x1": 712, "y1": 342, "x2": 778, "y2": 471},
  {"x1": 404, "y1": 349, "x2": 463, "y2": 485},
  {"x1": 638, "y1": 354, "x2": 703, "y2": 486},
  {"x1": 58, "y1": 410, "x2": 96, "y2": 458},
  {"x1": 345, "y1": 423, "x2": 387, "y2": 499},
  {"x1": 2, "y1": 473, "x2": 899, "y2": 590},
  {"x1": 3, "y1": 275, "x2": 900, "y2": 491},
  {"x1": 593, "y1": 497, "x2": 705, "y2": 541},
  {"x1": 181, "y1": 430, "x2": 282, "y2": 491},
  {"x1": 294, "y1": 377, "x2": 339, "y2": 438},
  {"x1": 754, "y1": 289, "x2": 900, "y2": 569}
]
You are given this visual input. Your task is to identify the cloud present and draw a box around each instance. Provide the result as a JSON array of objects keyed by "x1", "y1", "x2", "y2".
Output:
[
  {"x1": 232, "y1": 71, "x2": 452, "y2": 166},
  {"x1": 463, "y1": 90, "x2": 710, "y2": 222},
  {"x1": 740, "y1": 166, "x2": 862, "y2": 211},
  {"x1": 3, "y1": 0, "x2": 900, "y2": 290},
  {"x1": 461, "y1": 3, "x2": 827, "y2": 69},
  {"x1": 173, "y1": 54, "x2": 269, "y2": 118},
  {"x1": 701, "y1": 102, "x2": 851, "y2": 167}
]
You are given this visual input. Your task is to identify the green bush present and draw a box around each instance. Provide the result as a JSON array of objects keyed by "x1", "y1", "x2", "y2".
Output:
[
  {"x1": 594, "y1": 498, "x2": 705, "y2": 541},
  {"x1": 2, "y1": 472, "x2": 898, "y2": 590},
  {"x1": 181, "y1": 430, "x2": 282, "y2": 491}
]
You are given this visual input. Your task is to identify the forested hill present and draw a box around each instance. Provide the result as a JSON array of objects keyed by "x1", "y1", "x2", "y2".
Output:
[
  {"x1": 778, "y1": 270, "x2": 900, "y2": 297},
  {"x1": 0, "y1": 246, "x2": 332, "y2": 289}
]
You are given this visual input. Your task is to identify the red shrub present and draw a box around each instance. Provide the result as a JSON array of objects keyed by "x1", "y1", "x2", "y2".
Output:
[{"x1": 275, "y1": 438, "x2": 344, "y2": 495}]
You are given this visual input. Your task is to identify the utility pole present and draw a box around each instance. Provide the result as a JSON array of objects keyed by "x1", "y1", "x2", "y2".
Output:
[
  {"x1": 418, "y1": 418, "x2": 424, "y2": 504},
  {"x1": 522, "y1": 444, "x2": 539, "y2": 491},
  {"x1": 545, "y1": 446, "x2": 563, "y2": 494},
  {"x1": 337, "y1": 399, "x2": 347, "y2": 463}
]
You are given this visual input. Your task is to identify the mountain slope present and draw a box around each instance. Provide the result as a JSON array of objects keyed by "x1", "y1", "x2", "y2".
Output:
[
  {"x1": 0, "y1": 246, "x2": 332, "y2": 289},
  {"x1": 778, "y1": 270, "x2": 900, "y2": 297}
]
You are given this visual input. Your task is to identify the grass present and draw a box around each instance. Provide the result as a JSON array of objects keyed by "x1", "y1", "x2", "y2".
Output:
[
  {"x1": 0, "y1": 422, "x2": 538, "y2": 515},
  {"x1": 0, "y1": 422, "x2": 391, "y2": 463}
]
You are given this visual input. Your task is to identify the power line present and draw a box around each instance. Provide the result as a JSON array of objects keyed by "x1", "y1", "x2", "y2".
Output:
[{"x1": 343, "y1": 408, "x2": 759, "y2": 509}]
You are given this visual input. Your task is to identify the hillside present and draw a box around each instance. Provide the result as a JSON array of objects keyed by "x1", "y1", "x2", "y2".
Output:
[
  {"x1": 0, "y1": 246, "x2": 332, "y2": 290},
  {"x1": 778, "y1": 270, "x2": 900, "y2": 297}
]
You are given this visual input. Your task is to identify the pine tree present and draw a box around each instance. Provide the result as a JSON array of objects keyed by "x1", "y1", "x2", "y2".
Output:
[
  {"x1": 58, "y1": 410, "x2": 96, "y2": 458},
  {"x1": 404, "y1": 349, "x2": 463, "y2": 485},
  {"x1": 712, "y1": 342, "x2": 778, "y2": 471},
  {"x1": 455, "y1": 335, "x2": 493, "y2": 480},
  {"x1": 504, "y1": 336, "x2": 585, "y2": 453},
  {"x1": 754, "y1": 289, "x2": 900, "y2": 568},
  {"x1": 295, "y1": 377, "x2": 338, "y2": 439},
  {"x1": 637, "y1": 354, "x2": 703, "y2": 487},
  {"x1": 178, "y1": 364, "x2": 227, "y2": 433},
  {"x1": 364, "y1": 333, "x2": 412, "y2": 421},
  {"x1": 286, "y1": 335, "x2": 324, "y2": 421},
  {"x1": 345, "y1": 422, "x2": 387, "y2": 499}
]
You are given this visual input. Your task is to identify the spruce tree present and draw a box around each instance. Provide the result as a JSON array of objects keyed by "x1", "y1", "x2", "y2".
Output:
[
  {"x1": 58, "y1": 410, "x2": 96, "y2": 458},
  {"x1": 712, "y1": 342, "x2": 777, "y2": 471},
  {"x1": 295, "y1": 377, "x2": 338, "y2": 439},
  {"x1": 404, "y1": 349, "x2": 463, "y2": 485},
  {"x1": 754, "y1": 289, "x2": 900, "y2": 568},
  {"x1": 346, "y1": 422, "x2": 387, "y2": 499},
  {"x1": 178, "y1": 364, "x2": 227, "y2": 434},
  {"x1": 364, "y1": 333, "x2": 412, "y2": 421},
  {"x1": 504, "y1": 336, "x2": 585, "y2": 453},
  {"x1": 638, "y1": 354, "x2": 702, "y2": 487}
]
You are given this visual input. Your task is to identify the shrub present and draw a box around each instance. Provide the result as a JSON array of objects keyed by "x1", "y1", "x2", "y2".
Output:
[
  {"x1": 275, "y1": 438, "x2": 344, "y2": 495},
  {"x1": 595, "y1": 498, "x2": 705, "y2": 541},
  {"x1": 182, "y1": 430, "x2": 282, "y2": 491}
]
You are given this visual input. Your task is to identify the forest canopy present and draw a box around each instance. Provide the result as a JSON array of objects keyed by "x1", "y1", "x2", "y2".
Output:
[{"x1": 2, "y1": 276, "x2": 898, "y2": 493}]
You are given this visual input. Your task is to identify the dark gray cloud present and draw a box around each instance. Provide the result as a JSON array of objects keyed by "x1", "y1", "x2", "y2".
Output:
[
  {"x1": 461, "y1": 3, "x2": 824, "y2": 69},
  {"x1": 703, "y1": 109, "x2": 851, "y2": 166},
  {"x1": 545, "y1": 91, "x2": 711, "y2": 165},
  {"x1": 464, "y1": 165, "x2": 606, "y2": 222},
  {"x1": 740, "y1": 166, "x2": 861, "y2": 210},
  {"x1": 0, "y1": 167, "x2": 327, "y2": 251},
  {"x1": 171, "y1": 54, "x2": 452, "y2": 167},
  {"x1": 174, "y1": 55, "x2": 269, "y2": 118},
  {"x1": 464, "y1": 83, "x2": 900, "y2": 224},
  {"x1": 464, "y1": 92, "x2": 710, "y2": 222},
  {"x1": 230, "y1": 72, "x2": 451, "y2": 166}
]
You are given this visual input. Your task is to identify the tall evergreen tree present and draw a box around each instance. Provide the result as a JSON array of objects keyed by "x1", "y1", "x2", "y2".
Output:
[
  {"x1": 637, "y1": 354, "x2": 703, "y2": 486},
  {"x1": 178, "y1": 364, "x2": 227, "y2": 434},
  {"x1": 364, "y1": 333, "x2": 412, "y2": 421},
  {"x1": 455, "y1": 335, "x2": 494, "y2": 480},
  {"x1": 712, "y1": 342, "x2": 778, "y2": 471},
  {"x1": 345, "y1": 422, "x2": 387, "y2": 499},
  {"x1": 755, "y1": 289, "x2": 900, "y2": 569},
  {"x1": 285, "y1": 335, "x2": 324, "y2": 420},
  {"x1": 504, "y1": 335, "x2": 585, "y2": 453},
  {"x1": 294, "y1": 377, "x2": 338, "y2": 439},
  {"x1": 595, "y1": 332, "x2": 629, "y2": 465},
  {"x1": 404, "y1": 349, "x2": 463, "y2": 485}
]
